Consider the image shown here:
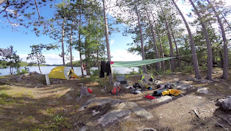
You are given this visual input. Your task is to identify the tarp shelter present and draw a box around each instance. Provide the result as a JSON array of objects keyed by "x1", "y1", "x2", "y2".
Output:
[
  {"x1": 48, "y1": 66, "x2": 79, "y2": 80},
  {"x1": 111, "y1": 57, "x2": 175, "y2": 67}
]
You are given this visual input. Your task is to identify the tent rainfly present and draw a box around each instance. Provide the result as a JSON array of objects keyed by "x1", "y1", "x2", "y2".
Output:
[{"x1": 48, "y1": 66, "x2": 79, "y2": 80}]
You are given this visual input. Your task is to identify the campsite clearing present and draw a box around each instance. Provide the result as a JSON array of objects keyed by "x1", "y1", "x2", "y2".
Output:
[{"x1": 0, "y1": 69, "x2": 230, "y2": 130}]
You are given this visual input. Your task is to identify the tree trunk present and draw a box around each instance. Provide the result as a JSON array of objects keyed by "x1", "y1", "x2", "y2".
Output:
[
  {"x1": 61, "y1": 18, "x2": 65, "y2": 66},
  {"x1": 160, "y1": 6, "x2": 175, "y2": 72},
  {"x1": 172, "y1": 0, "x2": 201, "y2": 79},
  {"x1": 220, "y1": 50, "x2": 223, "y2": 68},
  {"x1": 156, "y1": 32, "x2": 165, "y2": 71},
  {"x1": 0, "y1": 0, "x2": 6, "y2": 5},
  {"x1": 170, "y1": 24, "x2": 181, "y2": 68},
  {"x1": 189, "y1": 0, "x2": 213, "y2": 80},
  {"x1": 38, "y1": 63, "x2": 42, "y2": 74},
  {"x1": 145, "y1": 9, "x2": 160, "y2": 71},
  {"x1": 135, "y1": 5, "x2": 147, "y2": 73},
  {"x1": 102, "y1": 0, "x2": 113, "y2": 84},
  {"x1": 9, "y1": 66, "x2": 12, "y2": 75},
  {"x1": 78, "y1": 0, "x2": 84, "y2": 77},
  {"x1": 97, "y1": 49, "x2": 100, "y2": 70},
  {"x1": 207, "y1": 0, "x2": 228, "y2": 79},
  {"x1": 221, "y1": 13, "x2": 231, "y2": 31},
  {"x1": 70, "y1": 25, "x2": 73, "y2": 69}
]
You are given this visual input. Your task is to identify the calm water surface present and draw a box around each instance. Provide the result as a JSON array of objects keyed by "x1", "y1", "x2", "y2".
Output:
[{"x1": 0, "y1": 66, "x2": 138, "y2": 76}]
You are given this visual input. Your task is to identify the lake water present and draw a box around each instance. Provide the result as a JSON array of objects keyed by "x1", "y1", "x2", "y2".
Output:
[{"x1": 0, "y1": 66, "x2": 139, "y2": 76}]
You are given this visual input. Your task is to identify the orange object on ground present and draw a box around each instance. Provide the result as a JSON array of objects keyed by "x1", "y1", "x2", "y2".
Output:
[{"x1": 162, "y1": 89, "x2": 181, "y2": 96}]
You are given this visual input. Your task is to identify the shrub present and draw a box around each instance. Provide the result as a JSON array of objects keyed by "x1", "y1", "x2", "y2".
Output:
[
  {"x1": 17, "y1": 67, "x2": 29, "y2": 75},
  {"x1": 182, "y1": 66, "x2": 193, "y2": 73}
]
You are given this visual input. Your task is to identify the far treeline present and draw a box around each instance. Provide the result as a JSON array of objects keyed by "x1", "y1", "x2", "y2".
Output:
[{"x1": 0, "y1": 0, "x2": 230, "y2": 80}]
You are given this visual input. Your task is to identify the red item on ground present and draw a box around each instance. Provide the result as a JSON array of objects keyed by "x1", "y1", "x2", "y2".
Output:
[
  {"x1": 145, "y1": 94, "x2": 155, "y2": 100},
  {"x1": 110, "y1": 61, "x2": 114, "y2": 64},
  {"x1": 88, "y1": 88, "x2": 93, "y2": 94},
  {"x1": 111, "y1": 87, "x2": 120, "y2": 95}
]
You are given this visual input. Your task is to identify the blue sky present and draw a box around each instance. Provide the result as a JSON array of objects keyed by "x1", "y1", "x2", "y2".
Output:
[
  {"x1": 0, "y1": 18, "x2": 140, "y2": 64},
  {"x1": 0, "y1": 1, "x2": 141, "y2": 64}
]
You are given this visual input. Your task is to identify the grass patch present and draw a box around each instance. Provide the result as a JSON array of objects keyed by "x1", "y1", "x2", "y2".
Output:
[
  {"x1": 0, "y1": 93, "x2": 16, "y2": 105},
  {"x1": 0, "y1": 85, "x2": 34, "y2": 105},
  {"x1": 40, "y1": 114, "x2": 72, "y2": 130},
  {"x1": 46, "y1": 107, "x2": 57, "y2": 116},
  {"x1": 0, "y1": 85, "x2": 34, "y2": 98}
]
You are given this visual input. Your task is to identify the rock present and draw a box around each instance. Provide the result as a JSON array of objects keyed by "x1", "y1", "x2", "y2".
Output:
[
  {"x1": 197, "y1": 79, "x2": 212, "y2": 84},
  {"x1": 197, "y1": 88, "x2": 209, "y2": 94},
  {"x1": 176, "y1": 84, "x2": 193, "y2": 91},
  {"x1": 25, "y1": 84, "x2": 31, "y2": 87},
  {"x1": 79, "y1": 126, "x2": 87, "y2": 131},
  {"x1": 65, "y1": 94, "x2": 73, "y2": 101},
  {"x1": 154, "y1": 96, "x2": 172, "y2": 103},
  {"x1": 113, "y1": 102, "x2": 138, "y2": 111},
  {"x1": 79, "y1": 98, "x2": 124, "y2": 111},
  {"x1": 135, "y1": 90, "x2": 142, "y2": 94},
  {"x1": 132, "y1": 107, "x2": 153, "y2": 120},
  {"x1": 114, "y1": 102, "x2": 154, "y2": 120},
  {"x1": 80, "y1": 83, "x2": 90, "y2": 98},
  {"x1": 19, "y1": 74, "x2": 24, "y2": 79},
  {"x1": 139, "y1": 128, "x2": 157, "y2": 131},
  {"x1": 15, "y1": 77, "x2": 22, "y2": 82},
  {"x1": 216, "y1": 96, "x2": 231, "y2": 111},
  {"x1": 92, "y1": 110, "x2": 100, "y2": 116},
  {"x1": 100, "y1": 89, "x2": 105, "y2": 93},
  {"x1": 80, "y1": 98, "x2": 154, "y2": 127},
  {"x1": 98, "y1": 110, "x2": 131, "y2": 127},
  {"x1": 23, "y1": 73, "x2": 30, "y2": 77},
  {"x1": 186, "y1": 78, "x2": 195, "y2": 81}
]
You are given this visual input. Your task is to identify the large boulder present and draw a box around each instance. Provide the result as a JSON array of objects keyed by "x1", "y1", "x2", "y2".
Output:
[
  {"x1": 154, "y1": 96, "x2": 172, "y2": 103},
  {"x1": 216, "y1": 96, "x2": 231, "y2": 111},
  {"x1": 79, "y1": 98, "x2": 124, "y2": 111},
  {"x1": 98, "y1": 110, "x2": 131, "y2": 127},
  {"x1": 79, "y1": 98, "x2": 154, "y2": 127},
  {"x1": 132, "y1": 107, "x2": 153, "y2": 120}
]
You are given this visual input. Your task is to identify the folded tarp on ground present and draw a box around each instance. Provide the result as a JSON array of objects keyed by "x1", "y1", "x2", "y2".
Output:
[{"x1": 111, "y1": 57, "x2": 175, "y2": 67}]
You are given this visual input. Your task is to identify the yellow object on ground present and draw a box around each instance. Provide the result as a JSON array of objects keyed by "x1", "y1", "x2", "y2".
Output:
[
  {"x1": 48, "y1": 66, "x2": 79, "y2": 80},
  {"x1": 162, "y1": 89, "x2": 181, "y2": 96}
]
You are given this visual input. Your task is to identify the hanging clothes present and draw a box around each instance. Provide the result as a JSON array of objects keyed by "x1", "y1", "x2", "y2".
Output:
[
  {"x1": 105, "y1": 61, "x2": 111, "y2": 76},
  {"x1": 100, "y1": 61, "x2": 112, "y2": 78},
  {"x1": 100, "y1": 61, "x2": 106, "y2": 78}
]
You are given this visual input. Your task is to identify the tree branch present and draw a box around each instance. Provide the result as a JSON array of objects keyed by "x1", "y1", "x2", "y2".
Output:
[
  {"x1": 0, "y1": 0, "x2": 7, "y2": 5},
  {"x1": 34, "y1": 0, "x2": 41, "y2": 20},
  {"x1": 0, "y1": 0, "x2": 9, "y2": 14}
]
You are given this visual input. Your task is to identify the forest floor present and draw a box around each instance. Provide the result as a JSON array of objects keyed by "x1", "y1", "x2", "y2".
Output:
[{"x1": 0, "y1": 68, "x2": 230, "y2": 131}]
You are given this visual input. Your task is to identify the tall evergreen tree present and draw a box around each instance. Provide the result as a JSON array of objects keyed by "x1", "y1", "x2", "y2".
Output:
[
  {"x1": 172, "y1": 0, "x2": 201, "y2": 79},
  {"x1": 189, "y1": 0, "x2": 213, "y2": 80}
]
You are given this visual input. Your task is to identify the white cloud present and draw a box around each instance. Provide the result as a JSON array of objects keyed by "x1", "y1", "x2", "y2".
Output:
[
  {"x1": 19, "y1": 53, "x2": 80, "y2": 65},
  {"x1": 111, "y1": 49, "x2": 142, "y2": 61}
]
